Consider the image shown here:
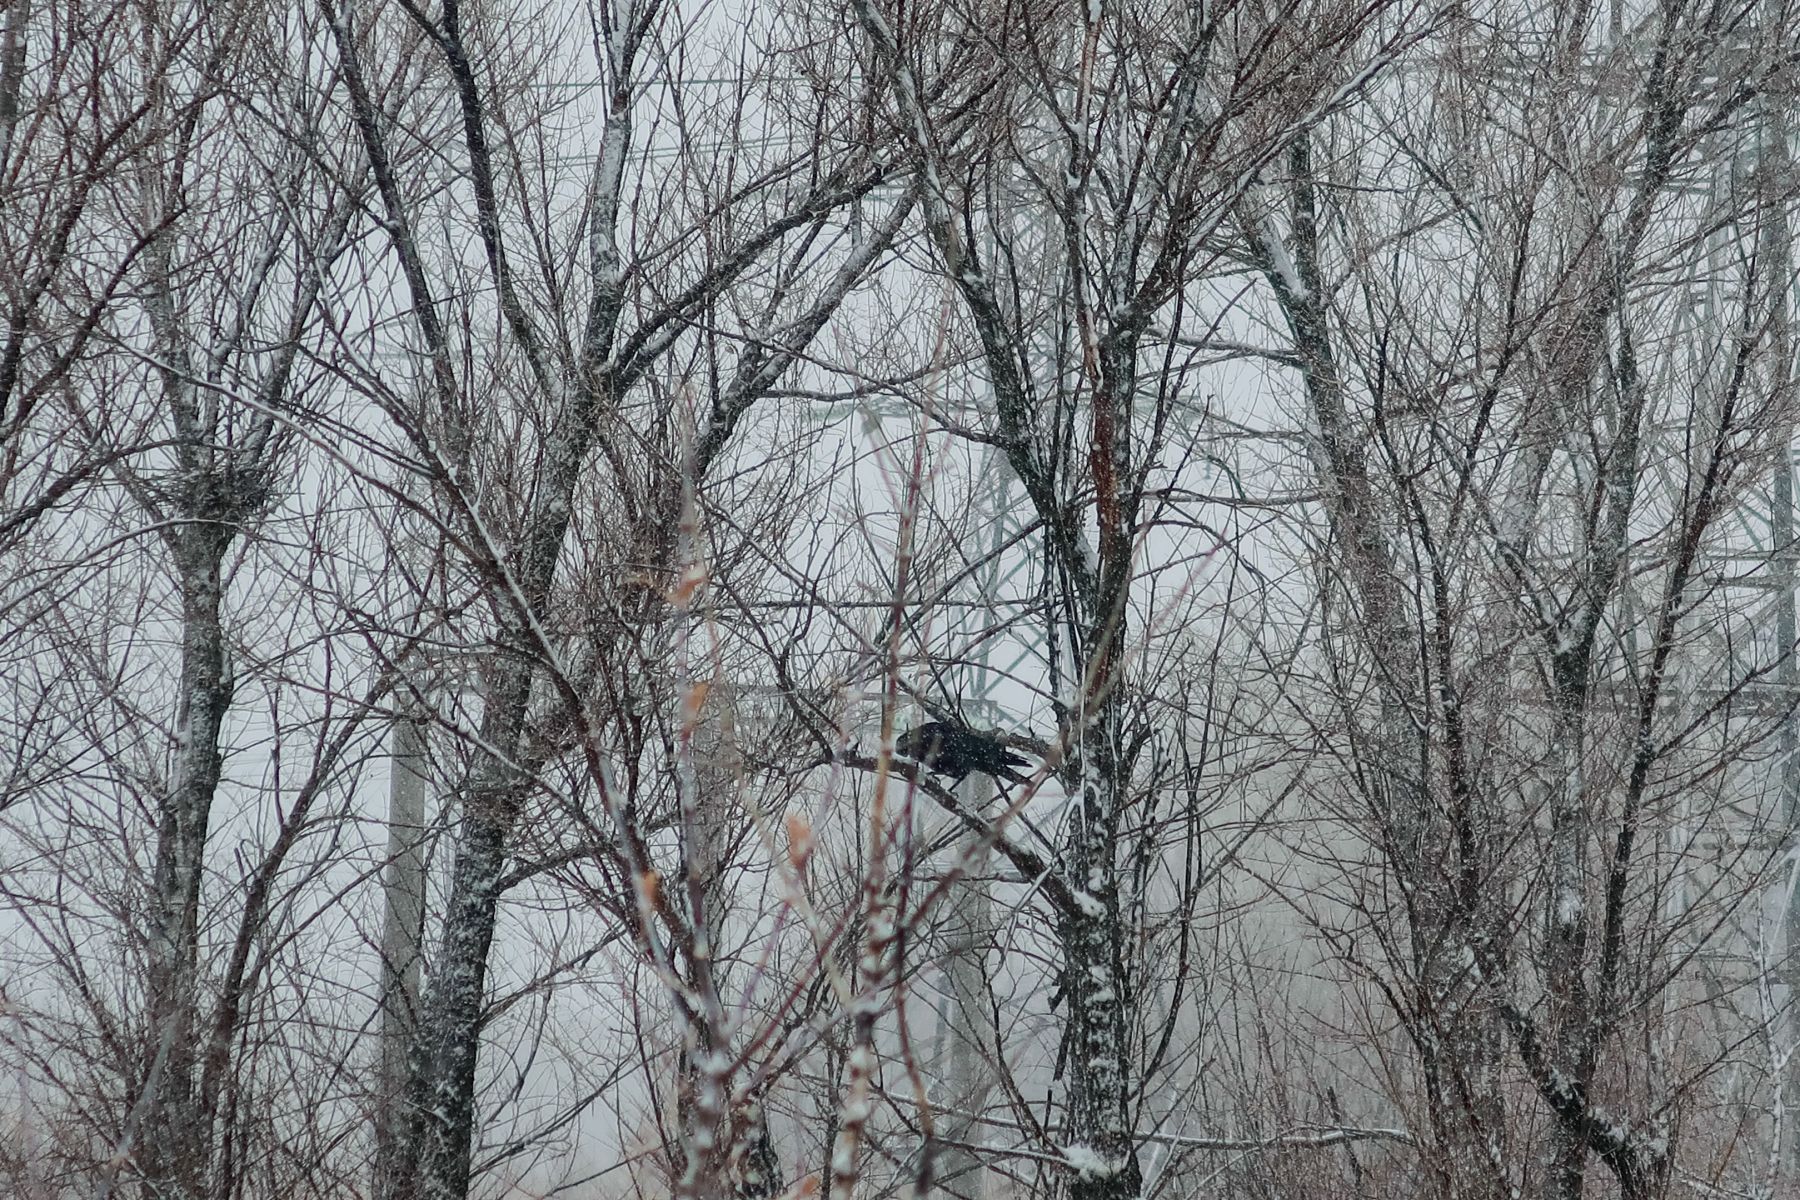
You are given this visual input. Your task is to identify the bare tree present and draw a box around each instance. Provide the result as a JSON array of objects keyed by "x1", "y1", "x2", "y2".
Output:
[
  {"x1": 318, "y1": 1, "x2": 916, "y2": 1195},
  {"x1": 3, "y1": 2, "x2": 387, "y2": 1200},
  {"x1": 844, "y1": 1, "x2": 1431, "y2": 1195},
  {"x1": 0, "y1": 0, "x2": 164, "y2": 567},
  {"x1": 1253, "y1": 2, "x2": 1800, "y2": 1196},
  {"x1": 9, "y1": 4, "x2": 1800, "y2": 1200}
]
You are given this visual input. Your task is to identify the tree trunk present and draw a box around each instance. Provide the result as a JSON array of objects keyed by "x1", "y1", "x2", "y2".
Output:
[
  {"x1": 931, "y1": 772, "x2": 996, "y2": 1200},
  {"x1": 1061, "y1": 700, "x2": 1141, "y2": 1200},
  {"x1": 142, "y1": 528, "x2": 232, "y2": 1200},
  {"x1": 1540, "y1": 675, "x2": 1592, "y2": 1200},
  {"x1": 377, "y1": 708, "x2": 430, "y2": 1200},
  {"x1": 407, "y1": 657, "x2": 534, "y2": 1200}
]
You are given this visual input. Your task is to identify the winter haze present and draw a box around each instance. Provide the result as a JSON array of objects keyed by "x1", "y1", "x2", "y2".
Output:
[{"x1": 2, "y1": 2, "x2": 1799, "y2": 1199}]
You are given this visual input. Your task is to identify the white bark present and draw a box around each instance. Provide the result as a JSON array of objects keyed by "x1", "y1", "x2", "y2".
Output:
[
  {"x1": 931, "y1": 772, "x2": 998, "y2": 1200},
  {"x1": 377, "y1": 708, "x2": 430, "y2": 1200}
]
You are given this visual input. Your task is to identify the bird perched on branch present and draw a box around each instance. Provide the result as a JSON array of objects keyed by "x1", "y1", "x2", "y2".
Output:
[{"x1": 894, "y1": 720, "x2": 1032, "y2": 784}]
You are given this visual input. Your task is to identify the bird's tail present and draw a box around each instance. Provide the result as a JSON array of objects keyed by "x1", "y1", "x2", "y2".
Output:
[{"x1": 998, "y1": 753, "x2": 1032, "y2": 785}]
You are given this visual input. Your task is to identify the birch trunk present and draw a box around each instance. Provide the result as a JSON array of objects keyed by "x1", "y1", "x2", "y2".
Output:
[{"x1": 1061, "y1": 703, "x2": 1140, "y2": 1200}]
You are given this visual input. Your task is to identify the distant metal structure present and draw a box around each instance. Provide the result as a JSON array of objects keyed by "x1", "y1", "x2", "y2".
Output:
[
  {"x1": 1651, "y1": 6, "x2": 1800, "y2": 1162},
  {"x1": 878, "y1": 378, "x2": 1021, "y2": 1200},
  {"x1": 1755, "y1": 55, "x2": 1800, "y2": 1165},
  {"x1": 906, "y1": 183, "x2": 1068, "y2": 1199}
]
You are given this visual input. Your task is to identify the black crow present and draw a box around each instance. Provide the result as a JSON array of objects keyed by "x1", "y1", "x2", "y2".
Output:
[{"x1": 894, "y1": 721, "x2": 1032, "y2": 783}]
